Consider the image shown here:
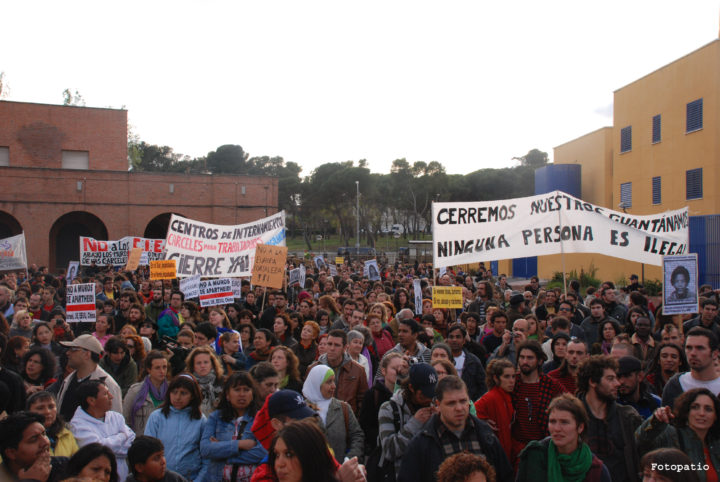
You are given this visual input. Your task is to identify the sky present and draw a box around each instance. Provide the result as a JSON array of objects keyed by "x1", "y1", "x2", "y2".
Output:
[{"x1": 2, "y1": 1, "x2": 719, "y2": 176}]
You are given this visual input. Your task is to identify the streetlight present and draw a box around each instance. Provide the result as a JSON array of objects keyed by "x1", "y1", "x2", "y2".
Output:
[{"x1": 355, "y1": 181, "x2": 360, "y2": 256}]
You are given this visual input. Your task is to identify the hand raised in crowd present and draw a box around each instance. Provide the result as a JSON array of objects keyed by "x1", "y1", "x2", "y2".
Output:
[{"x1": 653, "y1": 406, "x2": 674, "y2": 424}]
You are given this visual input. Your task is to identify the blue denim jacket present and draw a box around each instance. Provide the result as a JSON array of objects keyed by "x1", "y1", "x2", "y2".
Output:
[{"x1": 200, "y1": 410, "x2": 267, "y2": 481}]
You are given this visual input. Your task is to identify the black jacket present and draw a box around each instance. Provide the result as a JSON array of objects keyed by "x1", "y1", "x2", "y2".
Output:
[
  {"x1": 398, "y1": 413, "x2": 512, "y2": 482},
  {"x1": 459, "y1": 349, "x2": 487, "y2": 401}
]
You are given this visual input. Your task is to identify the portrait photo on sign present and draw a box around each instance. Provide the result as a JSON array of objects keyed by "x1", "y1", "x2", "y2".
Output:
[
  {"x1": 314, "y1": 255, "x2": 327, "y2": 270},
  {"x1": 364, "y1": 259, "x2": 380, "y2": 281},
  {"x1": 662, "y1": 253, "x2": 698, "y2": 315}
]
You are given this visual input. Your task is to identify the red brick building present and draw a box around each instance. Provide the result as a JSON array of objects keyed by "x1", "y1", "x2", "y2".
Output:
[{"x1": 0, "y1": 101, "x2": 278, "y2": 271}]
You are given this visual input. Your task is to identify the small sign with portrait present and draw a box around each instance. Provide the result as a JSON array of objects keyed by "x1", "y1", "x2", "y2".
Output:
[{"x1": 662, "y1": 253, "x2": 699, "y2": 315}]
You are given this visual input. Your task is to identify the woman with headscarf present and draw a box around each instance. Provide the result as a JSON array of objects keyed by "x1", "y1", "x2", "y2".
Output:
[{"x1": 302, "y1": 364, "x2": 364, "y2": 463}]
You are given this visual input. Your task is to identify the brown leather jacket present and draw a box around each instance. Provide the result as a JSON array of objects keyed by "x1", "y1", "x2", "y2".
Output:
[{"x1": 308, "y1": 353, "x2": 369, "y2": 413}]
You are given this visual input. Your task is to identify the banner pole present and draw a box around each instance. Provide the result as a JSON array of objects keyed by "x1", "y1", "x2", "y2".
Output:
[{"x1": 558, "y1": 207, "x2": 568, "y2": 297}]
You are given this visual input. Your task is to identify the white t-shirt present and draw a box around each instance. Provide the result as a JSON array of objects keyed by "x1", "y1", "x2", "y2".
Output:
[
  {"x1": 454, "y1": 351, "x2": 466, "y2": 377},
  {"x1": 679, "y1": 372, "x2": 720, "y2": 394}
]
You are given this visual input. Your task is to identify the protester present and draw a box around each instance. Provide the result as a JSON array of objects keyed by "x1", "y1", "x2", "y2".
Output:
[
  {"x1": 185, "y1": 345, "x2": 224, "y2": 416},
  {"x1": 663, "y1": 328, "x2": 720, "y2": 409},
  {"x1": 269, "y1": 345, "x2": 303, "y2": 392},
  {"x1": 26, "y1": 391, "x2": 78, "y2": 457},
  {"x1": 617, "y1": 355, "x2": 661, "y2": 419},
  {"x1": 126, "y1": 435, "x2": 190, "y2": 482},
  {"x1": 268, "y1": 419, "x2": 340, "y2": 482},
  {"x1": 247, "y1": 329, "x2": 278, "y2": 368},
  {"x1": 57, "y1": 334, "x2": 122, "y2": 421},
  {"x1": 21, "y1": 346, "x2": 57, "y2": 395},
  {"x1": 249, "y1": 362, "x2": 280, "y2": 401},
  {"x1": 359, "y1": 352, "x2": 404, "y2": 455},
  {"x1": 303, "y1": 364, "x2": 364, "y2": 463},
  {"x1": 144, "y1": 374, "x2": 208, "y2": 481},
  {"x1": 124, "y1": 350, "x2": 169, "y2": 434},
  {"x1": 398, "y1": 375, "x2": 512, "y2": 482},
  {"x1": 473, "y1": 358, "x2": 517, "y2": 463},
  {"x1": 200, "y1": 371, "x2": 267, "y2": 481},
  {"x1": 64, "y1": 442, "x2": 119, "y2": 482},
  {"x1": 100, "y1": 335, "x2": 139, "y2": 397},
  {"x1": 516, "y1": 393, "x2": 611, "y2": 481},
  {"x1": 639, "y1": 447, "x2": 701, "y2": 482},
  {"x1": 636, "y1": 388, "x2": 720, "y2": 481},
  {"x1": 291, "y1": 320, "x2": 318, "y2": 378},
  {"x1": 645, "y1": 342, "x2": 689, "y2": 396},
  {"x1": 69, "y1": 380, "x2": 135, "y2": 481}
]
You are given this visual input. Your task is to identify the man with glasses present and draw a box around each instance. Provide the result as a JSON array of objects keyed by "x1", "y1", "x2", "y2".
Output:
[{"x1": 56, "y1": 334, "x2": 122, "y2": 420}]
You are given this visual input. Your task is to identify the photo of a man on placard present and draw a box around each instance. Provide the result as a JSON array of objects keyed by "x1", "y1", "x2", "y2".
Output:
[
  {"x1": 668, "y1": 265, "x2": 693, "y2": 303},
  {"x1": 663, "y1": 254, "x2": 698, "y2": 315}
]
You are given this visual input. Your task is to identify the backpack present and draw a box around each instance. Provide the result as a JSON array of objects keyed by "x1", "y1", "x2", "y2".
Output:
[{"x1": 365, "y1": 400, "x2": 400, "y2": 482}]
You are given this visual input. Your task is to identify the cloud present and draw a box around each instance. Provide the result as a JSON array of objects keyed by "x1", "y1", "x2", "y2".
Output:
[{"x1": 593, "y1": 102, "x2": 614, "y2": 119}]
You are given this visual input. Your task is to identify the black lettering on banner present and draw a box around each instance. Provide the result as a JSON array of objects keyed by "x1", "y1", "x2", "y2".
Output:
[
  {"x1": 643, "y1": 236, "x2": 685, "y2": 256},
  {"x1": 521, "y1": 225, "x2": 594, "y2": 245},
  {"x1": 436, "y1": 234, "x2": 510, "y2": 257},
  {"x1": 436, "y1": 204, "x2": 516, "y2": 225},
  {"x1": 610, "y1": 230, "x2": 629, "y2": 247}
]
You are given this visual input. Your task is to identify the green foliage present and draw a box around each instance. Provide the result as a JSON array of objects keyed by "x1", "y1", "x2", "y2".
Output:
[
  {"x1": 513, "y1": 149, "x2": 549, "y2": 168},
  {"x1": 62, "y1": 88, "x2": 86, "y2": 106},
  {"x1": 644, "y1": 279, "x2": 662, "y2": 296},
  {"x1": 551, "y1": 264, "x2": 601, "y2": 292}
]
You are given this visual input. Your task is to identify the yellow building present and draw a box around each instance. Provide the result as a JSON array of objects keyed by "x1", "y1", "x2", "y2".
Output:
[{"x1": 535, "y1": 38, "x2": 720, "y2": 287}]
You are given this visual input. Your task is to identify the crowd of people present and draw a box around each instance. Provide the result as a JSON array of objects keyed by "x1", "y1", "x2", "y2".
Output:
[{"x1": 0, "y1": 261, "x2": 719, "y2": 482}]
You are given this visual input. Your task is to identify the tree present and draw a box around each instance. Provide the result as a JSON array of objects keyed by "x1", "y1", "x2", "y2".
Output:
[
  {"x1": 62, "y1": 89, "x2": 86, "y2": 106},
  {"x1": 513, "y1": 148, "x2": 549, "y2": 168},
  {"x1": 0, "y1": 72, "x2": 9, "y2": 99},
  {"x1": 205, "y1": 144, "x2": 249, "y2": 174}
]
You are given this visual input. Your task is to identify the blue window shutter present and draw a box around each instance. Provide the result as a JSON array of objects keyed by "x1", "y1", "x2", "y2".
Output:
[
  {"x1": 687, "y1": 168, "x2": 703, "y2": 200},
  {"x1": 687, "y1": 99, "x2": 703, "y2": 133},
  {"x1": 652, "y1": 176, "x2": 661, "y2": 205},
  {"x1": 620, "y1": 126, "x2": 632, "y2": 153},
  {"x1": 652, "y1": 115, "x2": 661, "y2": 143},
  {"x1": 620, "y1": 182, "x2": 632, "y2": 207}
]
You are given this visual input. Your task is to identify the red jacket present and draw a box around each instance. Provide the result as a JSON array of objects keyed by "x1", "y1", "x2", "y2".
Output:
[{"x1": 474, "y1": 386, "x2": 520, "y2": 463}]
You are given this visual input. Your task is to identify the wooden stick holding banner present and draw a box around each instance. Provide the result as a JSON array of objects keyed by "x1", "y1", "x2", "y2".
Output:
[{"x1": 557, "y1": 205, "x2": 568, "y2": 297}]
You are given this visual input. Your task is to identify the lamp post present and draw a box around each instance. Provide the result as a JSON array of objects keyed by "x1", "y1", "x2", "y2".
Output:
[{"x1": 355, "y1": 181, "x2": 360, "y2": 256}]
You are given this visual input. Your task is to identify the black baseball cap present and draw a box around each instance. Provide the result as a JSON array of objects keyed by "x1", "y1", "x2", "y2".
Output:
[{"x1": 267, "y1": 390, "x2": 315, "y2": 420}]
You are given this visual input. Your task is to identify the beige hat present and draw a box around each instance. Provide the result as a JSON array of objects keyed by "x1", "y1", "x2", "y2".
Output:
[{"x1": 60, "y1": 334, "x2": 104, "y2": 355}]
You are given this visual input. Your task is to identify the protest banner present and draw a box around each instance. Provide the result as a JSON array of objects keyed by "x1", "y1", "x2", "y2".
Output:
[
  {"x1": 432, "y1": 286, "x2": 463, "y2": 309},
  {"x1": 299, "y1": 264, "x2": 306, "y2": 289},
  {"x1": 432, "y1": 190, "x2": 689, "y2": 268},
  {"x1": 80, "y1": 236, "x2": 166, "y2": 266},
  {"x1": 335, "y1": 257, "x2": 344, "y2": 265},
  {"x1": 66, "y1": 283, "x2": 96, "y2": 323},
  {"x1": 125, "y1": 247, "x2": 142, "y2": 271},
  {"x1": 150, "y1": 260, "x2": 177, "y2": 280},
  {"x1": 252, "y1": 244, "x2": 288, "y2": 289},
  {"x1": 329, "y1": 264, "x2": 337, "y2": 276},
  {"x1": 0, "y1": 233, "x2": 27, "y2": 271},
  {"x1": 66, "y1": 261, "x2": 79, "y2": 283},
  {"x1": 164, "y1": 212, "x2": 286, "y2": 278},
  {"x1": 413, "y1": 279, "x2": 423, "y2": 315},
  {"x1": 199, "y1": 278, "x2": 234, "y2": 307},
  {"x1": 179, "y1": 275, "x2": 201, "y2": 299},
  {"x1": 662, "y1": 254, "x2": 699, "y2": 315}
]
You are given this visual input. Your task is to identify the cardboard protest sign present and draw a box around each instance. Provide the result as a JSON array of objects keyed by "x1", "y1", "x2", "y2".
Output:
[
  {"x1": 66, "y1": 283, "x2": 96, "y2": 323},
  {"x1": 125, "y1": 247, "x2": 143, "y2": 271},
  {"x1": 150, "y1": 260, "x2": 177, "y2": 280},
  {"x1": 199, "y1": 278, "x2": 234, "y2": 307},
  {"x1": 66, "y1": 261, "x2": 80, "y2": 283},
  {"x1": 413, "y1": 279, "x2": 423, "y2": 315},
  {"x1": 0, "y1": 233, "x2": 27, "y2": 270},
  {"x1": 432, "y1": 286, "x2": 463, "y2": 309},
  {"x1": 164, "y1": 212, "x2": 286, "y2": 278},
  {"x1": 80, "y1": 236, "x2": 165, "y2": 266},
  {"x1": 335, "y1": 257, "x2": 344, "y2": 265},
  {"x1": 662, "y1": 254, "x2": 699, "y2": 315},
  {"x1": 179, "y1": 275, "x2": 201, "y2": 299},
  {"x1": 329, "y1": 264, "x2": 337, "y2": 276},
  {"x1": 252, "y1": 244, "x2": 288, "y2": 289},
  {"x1": 432, "y1": 190, "x2": 689, "y2": 268}
]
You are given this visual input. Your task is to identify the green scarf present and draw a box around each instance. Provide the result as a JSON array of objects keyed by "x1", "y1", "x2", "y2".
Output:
[
  {"x1": 547, "y1": 441, "x2": 593, "y2": 482},
  {"x1": 279, "y1": 374, "x2": 289, "y2": 389}
]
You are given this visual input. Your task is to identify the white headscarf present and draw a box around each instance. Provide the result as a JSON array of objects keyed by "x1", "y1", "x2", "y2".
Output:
[{"x1": 303, "y1": 365, "x2": 334, "y2": 423}]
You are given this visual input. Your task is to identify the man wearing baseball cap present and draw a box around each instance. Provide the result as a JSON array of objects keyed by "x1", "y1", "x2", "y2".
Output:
[
  {"x1": 56, "y1": 334, "x2": 123, "y2": 420},
  {"x1": 617, "y1": 355, "x2": 660, "y2": 419}
]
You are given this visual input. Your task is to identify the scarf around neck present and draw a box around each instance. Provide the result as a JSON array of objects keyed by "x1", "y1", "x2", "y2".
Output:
[
  {"x1": 547, "y1": 440, "x2": 593, "y2": 482},
  {"x1": 131, "y1": 376, "x2": 168, "y2": 429}
]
